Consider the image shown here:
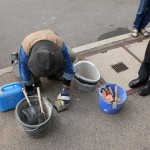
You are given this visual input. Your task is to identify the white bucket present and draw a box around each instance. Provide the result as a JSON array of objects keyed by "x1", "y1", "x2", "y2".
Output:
[{"x1": 74, "y1": 61, "x2": 100, "y2": 91}]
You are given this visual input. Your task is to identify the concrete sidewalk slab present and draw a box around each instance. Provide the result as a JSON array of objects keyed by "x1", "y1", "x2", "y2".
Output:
[{"x1": 125, "y1": 39, "x2": 149, "y2": 62}]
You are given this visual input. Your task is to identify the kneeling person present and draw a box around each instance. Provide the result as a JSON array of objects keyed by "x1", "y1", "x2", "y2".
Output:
[{"x1": 11, "y1": 30, "x2": 76, "y2": 111}]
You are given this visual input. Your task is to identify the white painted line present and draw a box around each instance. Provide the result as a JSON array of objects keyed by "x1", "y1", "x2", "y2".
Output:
[{"x1": 0, "y1": 67, "x2": 12, "y2": 76}]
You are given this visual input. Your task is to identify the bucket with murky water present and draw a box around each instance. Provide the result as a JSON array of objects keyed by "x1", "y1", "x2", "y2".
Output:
[{"x1": 15, "y1": 96, "x2": 53, "y2": 138}]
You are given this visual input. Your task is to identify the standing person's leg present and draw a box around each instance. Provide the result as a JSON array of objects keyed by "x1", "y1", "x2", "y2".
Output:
[
  {"x1": 138, "y1": 40, "x2": 150, "y2": 96},
  {"x1": 140, "y1": 1, "x2": 150, "y2": 27},
  {"x1": 129, "y1": 61, "x2": 149, "y2": 88},
  {"x1": 138, "y1": 63, "x2": 150, "y2": 96},
  {"x1": 140, "y1": 6, "x2": 150, "y2": 28},
  {"x1": 140, "y1": 2, "x2": 150, "y2": 36},
  {"x1": 133, "y1": 0, "x2": 149, "y2": 29},
  {"x1": 129, "y1": 40, "x2": 150, "y2": 88},
  {"x1": 147, "y1": 79, "x2": 150, "y2": 86},
  {"x1": 138, "y1": 40, "x2": 150, "y2": 79},
  {"x1": 132, "y1": 0, "x2": 149, "y2": 37},
  {"x1": 138, "y1": 62, "x2": 150, "y2": 81}
]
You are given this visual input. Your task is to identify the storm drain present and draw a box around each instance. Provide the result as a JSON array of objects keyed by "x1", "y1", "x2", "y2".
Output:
[{"x1": 111, "y1": 62, "x2": 128, "y2": 73}]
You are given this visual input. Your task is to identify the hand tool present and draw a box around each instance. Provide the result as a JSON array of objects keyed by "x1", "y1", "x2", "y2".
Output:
[
  {"x1": 101, "y1": 88, "x2": 114, "y2": 103},
  {"x1": 37, "y1": 87, "x2": 46, "y2": 124},
  {"x1": 108, "y1": 87, "x2": 114, "y2": 97},
  {"x1": 105, "y1": 94, "x2": 114, "y2": 103},
  {"x1": 103, "y1": 86, "x2": 110, "y2": 95},
  {"x1": 22, "y1": 88, "x2": 39, "y2": 125},
  {"x1": 54, "y1": 96, "x2": 70, "y2": 113},
  {"x1": 112, "y1": 85, "x2": 118, "y2": 109}
]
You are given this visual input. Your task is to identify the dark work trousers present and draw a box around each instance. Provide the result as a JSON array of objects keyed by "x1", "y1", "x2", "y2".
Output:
[{"x1": 138, "y1": 40, "x2": 150, "y2": 85}]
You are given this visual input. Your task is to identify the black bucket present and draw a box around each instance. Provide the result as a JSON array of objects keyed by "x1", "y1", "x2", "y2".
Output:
[{"x1": 15, "y1": 96, "x2": 53, "y2": 139}]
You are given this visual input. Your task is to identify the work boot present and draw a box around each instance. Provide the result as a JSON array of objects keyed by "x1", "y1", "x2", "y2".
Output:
[
  {"x1": 138, "y1": 84, "x2": 150, "y2": 96},
  {"x1": 129, "y1": 78, "x2": 147, "y2": 88},
  {"x1": 11, "y1": 52, "x2": 19, "y2": 64}
]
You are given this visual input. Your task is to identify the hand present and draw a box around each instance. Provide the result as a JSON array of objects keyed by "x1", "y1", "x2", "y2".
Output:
[
  {"x1": 57, "y1": 87, "x2": 70, "y2": 106},
  {"x1": 55, "y1": 87, "x2": 70, "y2": 112},
  {"x1": 25, "y1": 85, "x2": 35, "y2": 96}
]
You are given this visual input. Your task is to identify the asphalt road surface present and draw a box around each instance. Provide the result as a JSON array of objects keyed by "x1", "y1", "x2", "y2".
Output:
[{"x1": 0, "y1": 0, "x2": 145, "y2": 69}]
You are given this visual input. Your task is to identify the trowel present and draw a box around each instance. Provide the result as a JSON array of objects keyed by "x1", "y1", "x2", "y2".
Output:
[{"x1": 22, "y1": 88, "x2": 39, "y2": 125}]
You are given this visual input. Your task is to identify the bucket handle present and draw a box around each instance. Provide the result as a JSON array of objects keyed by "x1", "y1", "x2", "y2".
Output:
[
  {"x1": 74, "y1": 60, "x2": 96, "y2": 68},
  {"x1": 16, "y1": 120, "x2": 40, "y2": 132}
]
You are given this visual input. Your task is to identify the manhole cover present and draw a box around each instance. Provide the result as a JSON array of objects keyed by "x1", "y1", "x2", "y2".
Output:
[{"x1": 111, "y1": 62, "x2": 128, "y2": 73}]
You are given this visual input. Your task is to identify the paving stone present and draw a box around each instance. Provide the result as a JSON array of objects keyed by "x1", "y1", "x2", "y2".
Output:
[{"x1": 125, "y1": 39, "x2": 149, "y2": 61}]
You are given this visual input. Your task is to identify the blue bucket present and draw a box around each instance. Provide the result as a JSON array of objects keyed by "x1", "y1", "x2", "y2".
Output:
[{"x1": 99, "y1": 83, "x2": 127, "y2": 114}]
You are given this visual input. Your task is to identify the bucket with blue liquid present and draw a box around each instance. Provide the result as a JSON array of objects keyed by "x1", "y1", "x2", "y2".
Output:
[{"x1": 99, "y1": 83, "x2": 127, "y2": 114}]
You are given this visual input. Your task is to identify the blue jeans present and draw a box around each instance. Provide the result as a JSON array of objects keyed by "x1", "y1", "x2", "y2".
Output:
[{"x1": 134, "y1": 0, "x2": 150, "y2": 29}]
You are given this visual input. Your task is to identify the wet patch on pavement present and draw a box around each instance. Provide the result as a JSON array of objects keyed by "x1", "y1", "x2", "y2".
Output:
[{"x1": 98, "y1": 27, "x2": 130, "y2": 41}]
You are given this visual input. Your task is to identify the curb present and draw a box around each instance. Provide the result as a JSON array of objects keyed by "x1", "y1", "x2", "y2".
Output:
[
  {"x1": 0, "y1": 67, "x2": 12, "y2": 76},
  {"x1": 72, "y1": 27, "x2": 150, "y2": 55},
  {"x1": 1, "y1": 27, "x2": 150, "y2": 75}
]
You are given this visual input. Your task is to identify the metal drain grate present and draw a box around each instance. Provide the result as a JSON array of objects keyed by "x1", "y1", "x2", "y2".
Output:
[{"x1": 111, "y1": 62, "x2": 128, "y2": 73}]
